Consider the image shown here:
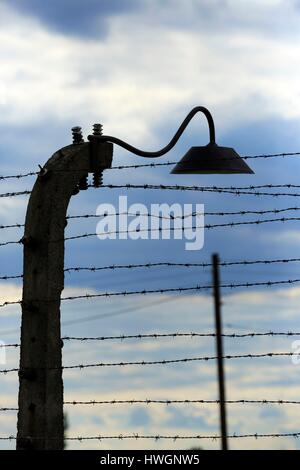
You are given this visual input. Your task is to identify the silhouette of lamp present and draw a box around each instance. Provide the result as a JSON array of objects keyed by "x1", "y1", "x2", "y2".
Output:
[{"x1": 88, "y1": 106, "x2": 254, "y2": 175}]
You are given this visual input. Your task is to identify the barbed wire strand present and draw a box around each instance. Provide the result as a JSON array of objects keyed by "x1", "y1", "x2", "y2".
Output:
[
  {"x1": 0, "y1": 190, "x2": 31, "y2": 198},
  {"x1": 1, "y1": 151, "x2": 300, "y2": 181},
  {"x1": 3, "y1": 206, "x2": 300, "y2": 233},
  {"x1": 3, "y1": 256, "x2": 300, "y2": 281},
  {"x1": 62, "y1": 399, "x2": 300, "y2": 406},
  {"x1": 57, "y1": 217, "x2": 300, "y2": 244},
  {"x1": 6, "y1": 185, "x2": 300, "y2": 199},
  {"x1": 66, "y1": 206, "x2": 300, "y2": 221},
  {"x1": 2, "y1": 216, "x2": 300, "y2": 248},
  {"x1": 88, "y1": 184, "x2": 300, "y2": 197},
  {"x1": 61, "y1": 331, "x2": 300, "y2": 341},
  {"x1": 1, "y1": 278, "x2": 300, "y2": 309},
  {"x1": 3, "y1": 398, "x2": 300, "y2": 412},
  {"x1": 2, "y1": 330, "x2": 300, "y2": 348},
  {"x1": 0, "y1": 352, "x2": 295, "y2": 374},
  {"x1": 64, "y1": 257, "x2": 300, "y2": 274},
  {"x1": 1, "y1": 431, "x2": 300, "y2": 441}
]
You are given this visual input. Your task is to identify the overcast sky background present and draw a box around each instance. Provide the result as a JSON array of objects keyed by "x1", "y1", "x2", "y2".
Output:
[{"x1": 1, "y1": 0, "x2": 300, "y2": 450}]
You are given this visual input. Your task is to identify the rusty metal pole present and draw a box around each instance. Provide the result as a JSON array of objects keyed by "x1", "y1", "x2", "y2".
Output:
[
  {"x1": 16, "y1": 130, "x2": 113, "y2": 450},
  {"x1": 212, "y1": 253, "x2": 228, "y2": 451}
]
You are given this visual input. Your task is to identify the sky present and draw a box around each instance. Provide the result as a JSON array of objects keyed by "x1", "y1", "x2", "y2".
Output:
[{"x1": 1, "y1": 0, "x2": 300, "y2": 450}]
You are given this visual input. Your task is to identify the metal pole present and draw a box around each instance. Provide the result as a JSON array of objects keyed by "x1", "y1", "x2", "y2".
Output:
[
  {"x1": 16, "y1": 134, "x2": 113, "y2": 450},
  {"x1": 212, "y1": 253, "x2": 228, "y2": 451}
]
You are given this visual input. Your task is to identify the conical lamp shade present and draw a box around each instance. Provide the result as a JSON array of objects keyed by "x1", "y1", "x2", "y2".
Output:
[{"x1": 171, "y1": 143, "x2": 254, "y2": 174}]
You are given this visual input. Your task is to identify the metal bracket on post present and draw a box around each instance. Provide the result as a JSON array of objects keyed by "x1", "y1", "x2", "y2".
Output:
[{"x1": 16, "y1": 135, "x2": 113, "y2": 450}]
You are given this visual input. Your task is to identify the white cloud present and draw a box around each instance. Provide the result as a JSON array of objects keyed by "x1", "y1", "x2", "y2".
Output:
[{"x1": 0, "y1": 0, "x2": 300, "y2": 148}]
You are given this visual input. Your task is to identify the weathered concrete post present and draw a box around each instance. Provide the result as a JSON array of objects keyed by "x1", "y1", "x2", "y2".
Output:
[{"x1": 16, "y1": 133, "x2": 113, "y2": 450}]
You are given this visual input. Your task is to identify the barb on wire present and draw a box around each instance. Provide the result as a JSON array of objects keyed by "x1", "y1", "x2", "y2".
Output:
[
  {"x1": 0, "y1": 352, "x2": 294, "y2": 374},
  {"x1": 1, "y1": 278, "x2": 300, "y2": 309}
]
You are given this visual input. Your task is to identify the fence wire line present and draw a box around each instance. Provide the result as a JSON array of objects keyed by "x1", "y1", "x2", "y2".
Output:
[
  {"x1": 3, "y1": 330, "x2": 300, "y2": 348},
  {"x1": 6, "y1": 185, "x2": 300, "y2": 199},
  {"x1": 1, "y1": 278, "x2": 300, "y2": 309},
  {"x1": 86, "y1": 184, "x2": 300, "y2": 198},
  {"x1": 93, "y1": 183, "x2": 300, "y2": 191},
  {"x1": 3, "y1": 206, "x2": 300, "y2": 232},
  {"x1": 3, "y1": 398, "x2": 300, "y2": 412},
  {"x1": 3, "y1": 256, "x2": 300, "y2": 281},
  {"x1": 60, "y1": 331, "x2": 300, "y2": 341},
  {"x1": 2, "y1": 216, "x2": 300, "y2": 248},
  {"x1": 0, "y1": 352, "x2": 295, "y2": 374},
  {"x1": 1, "y1": 151, "x2": 300, "y2": 180},
  {"x1": 66, "y1": 206, "x2": 300, "y2": 220},
  {"x1": 64, "y1": 257, "x2": 300, "y2": 273},
  {"x1": 1, "y1": 432, "x2": 300, "y2": 441},
  {"x1": 62, "y1": 399, "x2": 300, "y2": 406},
  {"x1": 57, "y1": 217, "x2": 300, "y2": 244},
  {"x1": 87, "y1": 184, "x2": 300, "y2": 198}
]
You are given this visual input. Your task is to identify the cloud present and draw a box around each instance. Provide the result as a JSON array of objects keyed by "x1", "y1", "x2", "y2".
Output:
[
  {"x1": 4, "y1": 0, "x2": 139, "y2": 38},
  {"x1": 1, "y1": 0, "x2": 300, "y2": 141}
]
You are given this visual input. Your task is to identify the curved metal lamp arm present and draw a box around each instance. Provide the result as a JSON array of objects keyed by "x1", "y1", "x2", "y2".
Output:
[{"x1": 88, "y1": 106, "x2": 215, "y2": 159}]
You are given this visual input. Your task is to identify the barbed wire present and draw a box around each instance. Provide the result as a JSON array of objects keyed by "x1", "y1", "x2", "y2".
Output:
[
  {"x1": 0, "y1": 190, "x2": 31, "y2": 198},
  {"x1": 1, "y1": 278, "x2": 300, "y2": 309},
  {"x1": 1, "y1": 152, "x2": 300, "y2": 181},
  {"x1": 0, "y1": 343, "x2": 19, "y2": 348},
  {"x1": 95, "y1": 183, "x2": 300, "y2": 191},
  {"x1": 62, "y1": 399, "x2": 300, "y2": 406},
  {"x1": 2, "y1": 207, "x2": 300, "y2": 233},
  {"x1": 0, "y1": 171, "x2": 38, "y2": 181},
  {"x1": 0, "y1": 223, "x2": 24, "y2": 230},
  {"x1": 1, "y1": 431, "x2": 300, "y2": 441},
  {"x1": 3, "y1": 330, "x2": 300, "y2": 348},
  {"x1": 5, "y1": 185, "x2": 300, "y2": 200},
  {"x1": 0, "y1": 240, "x2": 21, "y2": 247},
  {"x1": 0, "y1": 274, "x2": 22, "y2": 280},
  {"x1": 67, "y1": 206, "x2": 300, "y2": 220},
  {"x1": 64, "y1": 258, "x2": 300, "y2": 275},
  {"x1": 2, "y1": 216, "x2": 300, "y2": 249},
  {"x1": 0, "y1": 352, "x2": 295, "y2": 374},
  {"x1": 3, "y1": 398, "x2": 300, "y2": 412},
  {"x1": 58, "y1": 217, "x2": 300, "y2": 244},
  {"x1": 86, "y1": 184, "x2": 300, "y2": 198},
  {"x1": 61, "y1": 331, "x2": 300, "y2": 341}
]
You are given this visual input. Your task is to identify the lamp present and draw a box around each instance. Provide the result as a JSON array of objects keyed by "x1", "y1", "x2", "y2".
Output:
[{"x1": 88, "y1": 106, "x2": 254, "y2": 175}]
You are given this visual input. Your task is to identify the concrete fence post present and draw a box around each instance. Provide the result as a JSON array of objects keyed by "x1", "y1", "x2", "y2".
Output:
[{"x1": 16, "y1": 137, "x2": 113, "y2": 450}]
